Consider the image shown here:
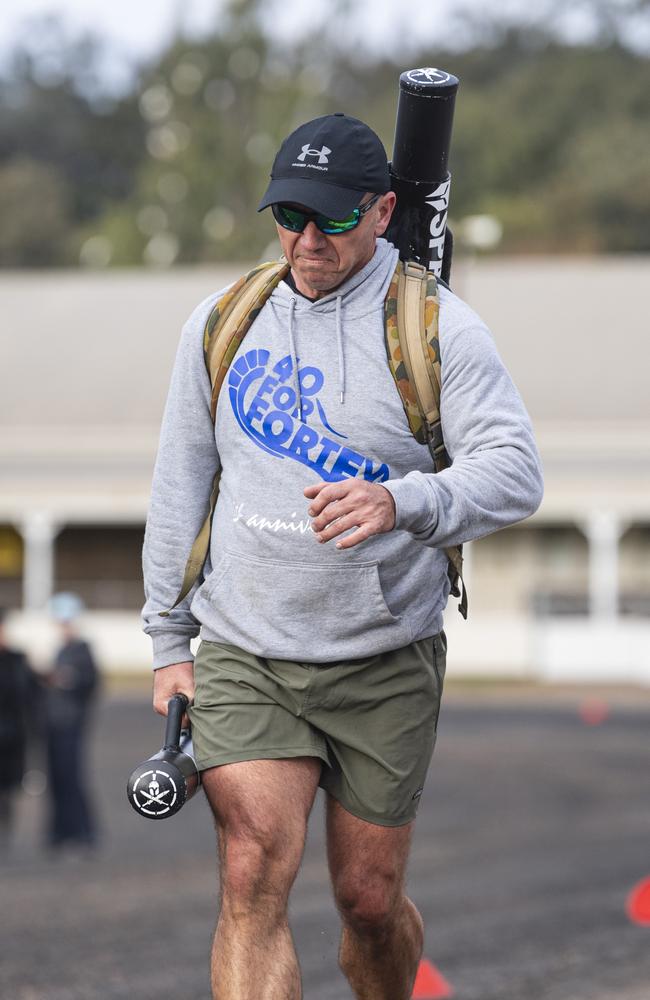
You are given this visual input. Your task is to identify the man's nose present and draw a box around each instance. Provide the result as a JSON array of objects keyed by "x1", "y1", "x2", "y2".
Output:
[{"x1": 299, "y1": 221, "x2": 327, "y2": 250}]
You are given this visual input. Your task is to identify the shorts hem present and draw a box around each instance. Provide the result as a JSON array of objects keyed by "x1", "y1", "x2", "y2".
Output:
[
  {"x1": 321, "y1": 786, "x2": 417, "y2": 828},
  {"x1": 196, "y1": 745, "x2": 330, "y2": 772}
]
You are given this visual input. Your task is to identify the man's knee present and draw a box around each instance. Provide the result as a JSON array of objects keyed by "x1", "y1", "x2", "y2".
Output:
[
  {"x1": 333, "y1": 872, "x2": 403, "y2": 935},
  {"x1": 220, "y1": 825, "x2": 304, "y2": 915}
]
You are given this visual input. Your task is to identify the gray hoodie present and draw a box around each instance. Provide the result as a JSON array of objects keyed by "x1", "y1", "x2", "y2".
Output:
[{"x1": 142, "y1": 239, "x2": 543, "y2": 667}]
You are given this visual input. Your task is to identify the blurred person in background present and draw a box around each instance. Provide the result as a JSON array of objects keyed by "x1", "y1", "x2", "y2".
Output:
[
  {"x1": 0, "y1": 608, "x2": 37, "y2": 852},
  {"x1": 44, "y1": 592, "x2": 100, "y2": 854}
]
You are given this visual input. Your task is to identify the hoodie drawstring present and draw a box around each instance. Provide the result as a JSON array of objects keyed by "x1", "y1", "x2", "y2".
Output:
[
  {"x1": 287, "y1": 296, "x2": 302, "y2": 421},
  {"x1": 287, "y1": 291, "x2": 346, "y2": 421},
  {"x1": 336, "y1": 295, "x2": 345, "y2": 404}
]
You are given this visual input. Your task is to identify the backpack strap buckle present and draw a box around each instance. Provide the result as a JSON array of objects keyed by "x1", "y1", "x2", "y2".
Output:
[{"x1": 403, "y1": 260, "x2": 427, "y2": 280}]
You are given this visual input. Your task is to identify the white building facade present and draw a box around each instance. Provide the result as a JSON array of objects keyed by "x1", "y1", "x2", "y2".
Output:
[{"x1": 1, "y1": 257, "x2": 648, "y2": 679}]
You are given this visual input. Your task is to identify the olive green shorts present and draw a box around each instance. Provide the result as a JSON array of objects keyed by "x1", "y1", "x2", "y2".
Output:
[{"x1": 188, "y1": 633, "x2": 446, "y2": 827}]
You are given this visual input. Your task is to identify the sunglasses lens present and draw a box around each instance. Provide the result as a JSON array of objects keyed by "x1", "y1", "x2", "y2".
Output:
[
  {"x1": 319, "y1": 210, "x2": 359, "y2": 234},
  {"x1": 273, "y1": 204, "x2": 362, "y2": 235},
  {"x1": 274, "y1": 205, "x2": 306, "y2": 232}
]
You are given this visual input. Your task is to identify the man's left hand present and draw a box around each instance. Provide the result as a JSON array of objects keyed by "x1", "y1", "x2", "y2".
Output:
[{"x1": 304, "y1": 480, "x2": 396, "y2": 550}]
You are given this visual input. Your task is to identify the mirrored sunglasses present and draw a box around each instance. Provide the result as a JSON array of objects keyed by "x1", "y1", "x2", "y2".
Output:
[{"x1": 272, "y1": 194, "x2": 381, "y2": 236}]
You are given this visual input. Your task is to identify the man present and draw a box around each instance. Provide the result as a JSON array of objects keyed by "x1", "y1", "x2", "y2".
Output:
[
  {"x1": 44, "y1": 592, "x2": 100, "y2": 853},
  {"x1": 142, "y1": 113, "x2": 543, "y2": 999}
]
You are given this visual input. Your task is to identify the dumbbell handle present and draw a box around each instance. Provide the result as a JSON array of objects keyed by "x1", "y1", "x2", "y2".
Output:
[{"x1": 163, "y1": 693, "x2": 189, "y2": 752}]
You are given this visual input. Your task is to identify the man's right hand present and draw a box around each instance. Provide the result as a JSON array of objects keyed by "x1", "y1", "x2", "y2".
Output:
[{"x1": 152, "y1": 661, "x2": 195, "y2": 727}]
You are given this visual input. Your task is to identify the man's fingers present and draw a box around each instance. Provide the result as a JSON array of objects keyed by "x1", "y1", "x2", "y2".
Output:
[
  {"x1": 333, "y1": 525, "x2": 374, "y2": 550},
  {"x1": 311, "y1": 496, "x2": 357, "y2": 532},
  {"x1": 305, "y1": 481, "x2": 354, "y2": 515},
  {"x1": 314, "y1": 510, "x2": 362, "y2": 542},
  {"x1": 303, "y1": 482, "x2": 328, "y2": 499},
  {"x1": 153, "y1": 695, "x2": 169, "y2": 717},
  {"x1": 305, "y1": 481, "x2": 395, "y2": 546},
  {"x1": 153, "y1": 698, "x2": 193, "y2": 730},
  {"x1": 152, "y1": 662, "x2": 195, "y2": 721}
]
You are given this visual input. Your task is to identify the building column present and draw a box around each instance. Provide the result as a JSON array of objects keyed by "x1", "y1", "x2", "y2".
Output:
[
  {"x1": 18, "y1": 512, "x2": 60, "y2": 611},
  {"x1": 584, "y1": 511, "x2": 622, "y2": 619}
]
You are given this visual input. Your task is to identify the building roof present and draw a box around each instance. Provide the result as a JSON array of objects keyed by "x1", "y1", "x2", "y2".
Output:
[{"x1": 1, "y1": 256, "x2": 648, "y2": 524}]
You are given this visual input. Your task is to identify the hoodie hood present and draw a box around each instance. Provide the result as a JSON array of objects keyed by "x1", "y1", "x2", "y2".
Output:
[
  {"x1": 273, "y1": 238, "x2": 398, "y2": 414},
  {"x1": 274, "y1": 237, "x2": 398, "y2": 315}
]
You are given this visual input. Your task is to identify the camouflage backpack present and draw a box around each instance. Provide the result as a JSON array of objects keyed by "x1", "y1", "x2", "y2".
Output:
[{"x1": 161, "y1": 258, "x2": 467, "y2": 620}]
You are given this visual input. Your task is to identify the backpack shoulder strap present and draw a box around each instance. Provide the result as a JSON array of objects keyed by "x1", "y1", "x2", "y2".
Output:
[
  {"x1": 204, "y1": 258, "x2": 290, "y2": 418},
  {"x1": 384, "y1": 259, "x2": 468, "y2": 620},
  {"x1": 159, "y1": 259, "x2": 289, "y2": 618}
]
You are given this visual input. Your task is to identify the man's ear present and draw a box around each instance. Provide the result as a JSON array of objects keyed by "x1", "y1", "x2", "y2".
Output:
[{"x1": 374, "y1": 191, "x2": 397, "y2": 237}]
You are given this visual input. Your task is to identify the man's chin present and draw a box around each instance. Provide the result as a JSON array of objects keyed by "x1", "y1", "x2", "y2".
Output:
[
  {"x1": 296, "y1": 265, "x2": 339, "y2": 291},
  {"x1": 298, "y1": 260, "x2": 335, "y2": 272}
]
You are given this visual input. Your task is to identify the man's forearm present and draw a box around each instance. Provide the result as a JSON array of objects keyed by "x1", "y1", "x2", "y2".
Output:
[{"x1": 384, "y1": 445, "x2": 543, "y2": 549}]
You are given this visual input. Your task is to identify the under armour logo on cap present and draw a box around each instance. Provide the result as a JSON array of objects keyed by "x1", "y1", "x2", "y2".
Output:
[
  {"x1": 258, "y1": 113, "x2": 390, "y2": 219},
  {"x1": 296, "y1": 144, "x2": 331, "y2": 165}
]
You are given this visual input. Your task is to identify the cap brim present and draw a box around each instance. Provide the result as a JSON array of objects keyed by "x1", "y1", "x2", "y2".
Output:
[{"x1": 258, "y1": 178, "x2": 366, "y2": 218}]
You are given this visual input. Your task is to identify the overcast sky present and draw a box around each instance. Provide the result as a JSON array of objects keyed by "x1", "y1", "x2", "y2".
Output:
[
  {"x1": 0, "y1": 0, "x2": 463, "y2": 55},
  {"x1": 0, "y1": 0, "x2": 586, "y2": 58},
  {"x1": 0, "y1": 0, "x2": 221, "y2": 65},
  {"x1": 0, "y1": 0, "x2": 485, "y2": 91},
  {"x1": 0, "y1": 0, "x2": 644, "y2": 92}
]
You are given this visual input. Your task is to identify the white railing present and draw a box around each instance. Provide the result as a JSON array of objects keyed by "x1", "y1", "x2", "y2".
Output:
[{"x1": 6, "y1": 611, "x2": 650, "y2": 684}]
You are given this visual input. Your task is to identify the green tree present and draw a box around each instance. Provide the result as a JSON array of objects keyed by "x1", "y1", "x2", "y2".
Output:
[
  {"x1": 0, "y1": 19, "x2": 144, "y2": 265},
  {"x1": 1, "y1": 3, "x2": 649, "y2": 264},
  {"x1": 93, "y1": 0, "x2": 333, "y2": 265},
  {"x1": 0, "y1": 158, "x2": 70, "y2": 265}
]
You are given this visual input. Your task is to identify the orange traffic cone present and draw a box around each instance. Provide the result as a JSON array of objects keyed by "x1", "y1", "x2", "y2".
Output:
[
  {"x1": 578, "y1": 698, "x2": 610, "y2": 726},
  {"x1": 626, "y1": 877, "x2": 650, "y2": 926},
  {"x1": 412, "y1": 958, "x2": 453, "y2": 998}
]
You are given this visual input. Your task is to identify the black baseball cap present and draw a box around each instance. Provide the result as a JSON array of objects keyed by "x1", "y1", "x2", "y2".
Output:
[{"x1": 258, "y1": 113, "x2": 390, "y2": 218}]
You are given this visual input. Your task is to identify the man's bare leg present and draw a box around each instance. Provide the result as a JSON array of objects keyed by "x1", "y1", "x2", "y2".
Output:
[
  {"x1": 202, "y1": 756, "x2": 322, "y2": 1000},
  {"x1": 326, "y1": 795, "x2": 423, "y2": 1000}
]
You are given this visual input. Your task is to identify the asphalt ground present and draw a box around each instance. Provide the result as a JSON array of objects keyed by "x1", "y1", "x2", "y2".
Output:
[{"x1": 2, "y1": 685, "x2": 649, "y2": 1000}]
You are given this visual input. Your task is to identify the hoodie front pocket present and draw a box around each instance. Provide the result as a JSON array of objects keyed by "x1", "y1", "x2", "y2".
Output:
[{"x1": 199, "y1": 547, "x2": 408, "y2": 654}]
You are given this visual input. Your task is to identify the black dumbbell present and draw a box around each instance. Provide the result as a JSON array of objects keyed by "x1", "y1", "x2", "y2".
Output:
[{"x1": 127, "y1": 694, "x2": 200, "y2": 819}]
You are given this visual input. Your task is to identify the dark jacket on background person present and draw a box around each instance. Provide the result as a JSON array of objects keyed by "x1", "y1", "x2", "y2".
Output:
[
  {"x1": 45, "y1": 637, "x2": 100, "y2": 849},
  {"x1": 0, "y1": 645, "x2": 34, "y2": 793},
  {"x1": 46, "y1": 638, "x2": 99, "y2": 730}
]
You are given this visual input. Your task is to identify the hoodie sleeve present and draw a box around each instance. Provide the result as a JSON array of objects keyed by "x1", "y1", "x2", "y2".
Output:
[
  {"x1": 141, "y1": 292, "x2": 223, "y2": 669},
  {"x1": 383, "y1": 295, "x2": 544, "y2": 549}
]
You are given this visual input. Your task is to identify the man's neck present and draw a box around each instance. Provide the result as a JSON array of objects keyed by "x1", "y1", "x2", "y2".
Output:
[{"x1": 284, "y1": 270, "x2": 318, "y2": 301}]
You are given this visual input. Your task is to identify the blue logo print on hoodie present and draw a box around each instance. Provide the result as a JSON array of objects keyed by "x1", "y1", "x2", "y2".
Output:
[{"x1": 228, "y1": 349, "x2": 390, "y2": 482}]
